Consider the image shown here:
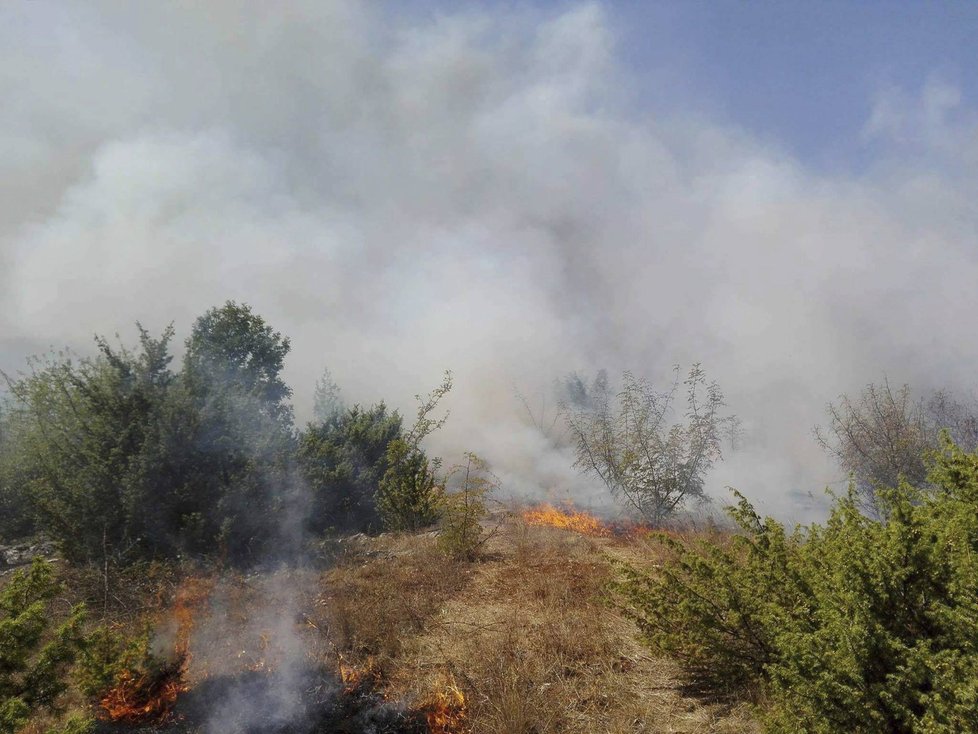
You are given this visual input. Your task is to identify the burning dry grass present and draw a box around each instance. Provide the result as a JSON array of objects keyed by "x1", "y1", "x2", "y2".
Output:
[
  {"x1": 521, "y1": 502, "x2": 656, "y2": 540},
  {"x1": 20, "y1": 515, "x2": 754, "y2": 734},
  {"x1": 522, "y1": 502, "x2": 611, "y2": 536},
  {"x1": 89, "y1": 566, "x2": 436, "y2": 734},
  {"x1": 99, "y1": 664, "x2": 187, "y2": 724},
  {"x1": 99, "y1": 576, "x2": 213, "y2": 724},
  {"x1": 323, "y1": 519, "x2": 757, "y2": 734},
  {"x1": 416, "y1": 675, "x2": 468, "y2": 734}
]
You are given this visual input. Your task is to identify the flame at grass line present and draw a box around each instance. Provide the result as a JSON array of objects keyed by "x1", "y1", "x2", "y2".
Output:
[
  {"x1": 100, "y1": 576, "x2": 214, "y2": 723},
  {"x1": 419, "y1": 678, "x2": 468, "y2": 734},
  {"x1": 521, "y1": 503, "x2": 655, "y2": 539},
  {"x1": 338, "y1": 658, "x2": 470, "y2": 733},
  {"x1": 100, "y1": 667, "x2": 187, "y2": 723}
]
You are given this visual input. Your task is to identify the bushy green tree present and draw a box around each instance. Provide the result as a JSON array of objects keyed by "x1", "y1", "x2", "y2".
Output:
[
  {"x1": 182, "y1": 301, "x2": 293, "y2": 426},
  {"x1": 0, "y1": 559, "x2": 87, "y2": 734},
  {"x1": 614, "y1": 437, "x2": 978, "y2": 732},
  {"x1": 1, "y1": 302, "x2": 301, "y2": 564},
  {"x1": 0, "y1": 327, "x2": 176, "y2": 562},
  {"x1": 298, "y1": 403, "x2": 403, "y2": 533},
  {"x1": 176, "y1": 301, "x2": 297, "y2": 561}
]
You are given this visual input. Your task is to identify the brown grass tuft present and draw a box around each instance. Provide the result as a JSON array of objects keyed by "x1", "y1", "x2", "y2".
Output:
[{"x1": 316, "y1": 534, "x2": 472, "y2": 670}]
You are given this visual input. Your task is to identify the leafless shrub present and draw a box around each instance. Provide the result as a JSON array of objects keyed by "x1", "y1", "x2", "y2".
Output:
[
  {"x1": 564, "y1": 365, "x2": 738, "y2": 526},
  {"x1": 815, "y1": 379, "x2": 978, "y2": 512}
]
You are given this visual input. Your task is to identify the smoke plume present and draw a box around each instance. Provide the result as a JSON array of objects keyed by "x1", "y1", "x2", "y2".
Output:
[{"x1": 3, "y1": 2, "x2": 978, "y2": 521}]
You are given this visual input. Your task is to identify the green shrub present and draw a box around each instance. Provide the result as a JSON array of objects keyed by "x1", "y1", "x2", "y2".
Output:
[
  {"x1": 1, "y1": 302, "x2": 298, "y2": 564},
  {"x1": 73, "y1": 623, "x2": 153, "y2": 699},
  {"x1": 0, "y1": 328, "x2": 179, "y2": 562},
  {"x1": 0, "y1": 406, "x2": 35, "y2": 541},
  {"x1": 438, "y1": 452, "x2": 497, "y2": 560},
  {"x1": 612, "y1": 495, "x2": 792, "y2": 695},
  {"x1": 49, "y1": 714, "x2": 94, "y2": 734},
  {"x1": 376, "y1": 371, "x2": 452, "y2": 532},
  {"x1": 377, "y1": 438, "x2": 441, "y2": 531},
  {"x1": 613, "y1": 437, "x2": 978, "y2": 732},
  {"x1": 298, "y1": 403, "x2": 403, "y2": 533},
  {"x1": 0, "y1": 559, "x2": 86, "y2": 734}
]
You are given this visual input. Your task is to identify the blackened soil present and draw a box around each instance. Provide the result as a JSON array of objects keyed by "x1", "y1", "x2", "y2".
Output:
[{"x1": 94, "y1": 666, "x2": 427, "y2": 734}]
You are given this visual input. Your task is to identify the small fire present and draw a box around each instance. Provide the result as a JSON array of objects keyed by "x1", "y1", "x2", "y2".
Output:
[
  {"x1": 100, "y1": 665, "x2": 187, "y2": 723},
  {"x1": 338, "y1": 656, "x2": 380, "y2": 694},
  {"x1": 522, "y1": 503, "x2": 612, "y2": 536},
  {"x1": 170, "y1": 576, "x2": 214, "y2": 662},
  {"x1": 522, "y1": 503, "x2": 651, "y2": 539},
  {"x1": 100, "y1": 576, "x2": 213, "y2": 723},
  {"x1": 416, "y1": 677, "x2": 469, "y2": 734}
]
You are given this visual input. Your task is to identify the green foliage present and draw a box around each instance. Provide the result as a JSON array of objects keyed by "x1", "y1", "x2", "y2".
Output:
[
  {"x1": 73, "y1": 623, "x2": 152, "y2": 699},
  {"x1": 178, "y1": 301, "x2": 297, "y2": 561},
  {"x1": 0, "y1": 559, "x2": 85, "y2": 734},
  {"x1": 614, "y1": 437, "x2": 978, "y2": 732},
  {"x1": 377, "y1": 371, "x2": 452, "y2": 532},
  {"x1": 0, "y1": 405, "x2": 35, "y2": 540},
  {"x1": 182, "y1": 301, "x2": 293, "y2": 426},
  {"x1": 312, "y1": 367, "x2": 344, "y2": 423},
  {"x1": 298, "y1": 403, "x2": 403, "y2": 533},
  {"x1": 612, "y1": 496, "x2": 789, "y2": 694},
  {"x1": 1, "y1": 298, "x2": 457, "y2": 560},
  {"x1": 0, "y1": 302, "x2": 301, "y2": 564},
  {"x1": 438, "y1": 452, "x2": 497, "y2": 560},
  {"x1": 1, "y1": 327, "x2": 176, "y2": 562},
  {"x1": 48, "y1": 714, "x2": 95, "y2": 734},
  {"x1": 377, "y1": 438, "x2": 441, "y2": 532}
]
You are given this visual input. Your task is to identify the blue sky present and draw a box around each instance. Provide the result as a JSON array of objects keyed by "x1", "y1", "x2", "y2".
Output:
[
  {"x1": 615, "y1": 1, "x2": 978, "y2": 169},
  {"x1": 403, "y1": 1, "x2": 977, "y2": 170}
]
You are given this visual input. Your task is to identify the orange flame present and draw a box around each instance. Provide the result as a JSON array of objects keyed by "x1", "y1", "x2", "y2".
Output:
[
  {"x1": 416, "y1": 677, "x2": 469, "y2": 734},
  {"x1": 171, "y1": 576, "x2": 214, "y2": 660},
  {"x1": 522, "y1": 503, "x2": 612, "y2": 536},
  {"x1": 100, "y1": 576, "x2": 213, "y2": 723},
  {"x1": 338, "y1": 656, "x2": 381, "y2": 694},
  {"x1": 100, "y1": 666, "x2": 187, "y2": 723},
  {"x1": 522, "y1": 503, "x2": 652, "y2": 539}
]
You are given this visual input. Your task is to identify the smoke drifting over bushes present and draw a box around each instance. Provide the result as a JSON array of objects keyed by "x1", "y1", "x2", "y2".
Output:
[{"x1": 3, "y1": 2, "x2": 978, "y2": 519}]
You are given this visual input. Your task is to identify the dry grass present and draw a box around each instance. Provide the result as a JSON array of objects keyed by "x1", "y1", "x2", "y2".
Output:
[
  {"x1": 316, "y1": 534, "x2": 473, "y2": 668},
  {"x1": 323, "y1": 519, "x2": 759, "y2": 734},
  {"x1": 11, "y1": 518, "x2": 759, "y2": 734}
]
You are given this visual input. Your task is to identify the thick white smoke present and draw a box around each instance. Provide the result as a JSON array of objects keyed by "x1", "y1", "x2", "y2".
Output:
[{"x1": 3, "y1": 2, "x2": 978, "y2": 521}]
